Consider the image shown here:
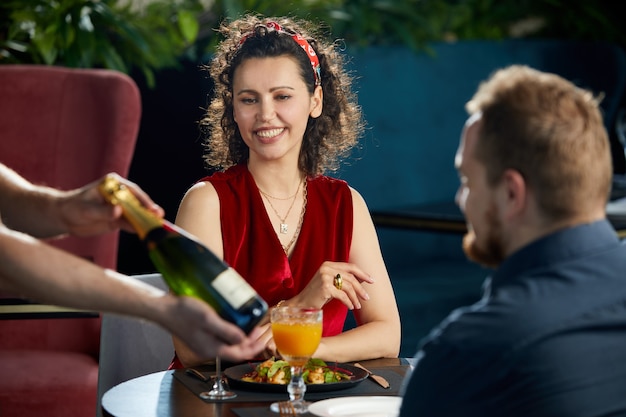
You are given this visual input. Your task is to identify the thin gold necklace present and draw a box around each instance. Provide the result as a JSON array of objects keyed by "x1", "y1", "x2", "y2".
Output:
[
  {"x1": 282, "y1": 180, "x2": 307, "y2": 255},
  {"x1": 260, "y1": 179, "x2": 302, "y2": 234},
  {"x1": 258, "y1": 186, "x2": 300, "y2": 201}
]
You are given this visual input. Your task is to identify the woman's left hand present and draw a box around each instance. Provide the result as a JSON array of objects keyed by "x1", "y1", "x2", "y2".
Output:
[{"x1": 293, "y1": 261, "x2": 374, "y2": 310}]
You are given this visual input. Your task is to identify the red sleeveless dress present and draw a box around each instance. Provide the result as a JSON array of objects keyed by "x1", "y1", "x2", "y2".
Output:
[{"x1": 169, "y1": 164, "x2": 353, "y2": 368}]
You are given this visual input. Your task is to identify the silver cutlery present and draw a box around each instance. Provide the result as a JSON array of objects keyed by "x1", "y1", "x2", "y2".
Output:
[
  {"x1": 353, "y1": 362, "x2": 390, "y2": 389},
  {"x1": 278, "y1": 400, "x2": 297, "y2": 417},
  {"x1": 186, "y1": 368, "x2": 212, "y2": 384}
]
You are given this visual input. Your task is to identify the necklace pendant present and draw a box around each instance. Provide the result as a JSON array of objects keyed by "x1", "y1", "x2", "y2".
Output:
[{"x1": 280, "y1": 223, "x2": 288, "y2": 234}]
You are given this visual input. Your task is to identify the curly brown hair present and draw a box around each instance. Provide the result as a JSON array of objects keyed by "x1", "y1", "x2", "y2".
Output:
[{"x1": 200, "y1": 14, "x2": 364, "y2": 176}]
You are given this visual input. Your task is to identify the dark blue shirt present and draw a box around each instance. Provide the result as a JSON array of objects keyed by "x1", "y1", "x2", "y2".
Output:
[{"x1": 400, "y1": 220, "x2": 626, "y2": 417}]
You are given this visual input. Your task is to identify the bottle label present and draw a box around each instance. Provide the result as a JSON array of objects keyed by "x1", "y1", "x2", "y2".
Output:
[{"x1": 211, "y1": 267, "x2": 257, "y2": 309}]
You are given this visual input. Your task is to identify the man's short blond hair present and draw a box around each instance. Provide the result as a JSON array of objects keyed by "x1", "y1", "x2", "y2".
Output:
[{"x1": 466, "y1": 65, "x2": 612, "y2": 220}]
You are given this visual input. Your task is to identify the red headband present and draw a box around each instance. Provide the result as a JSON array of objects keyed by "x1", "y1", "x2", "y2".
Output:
[{"x1": 239, "y1": 22, "x2": 321, "y2": 86}]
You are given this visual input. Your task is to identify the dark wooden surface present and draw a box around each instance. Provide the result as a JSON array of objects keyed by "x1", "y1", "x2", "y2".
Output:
[
  {"x1": 0, "y1": 298, "x2": 98, "y2": 319},
  {"x1": 371, "y1": 200, "x2": 626, "y2": 238},
  {"x1": 371, "y1": 201, "x2": 466, "y2": 234}
]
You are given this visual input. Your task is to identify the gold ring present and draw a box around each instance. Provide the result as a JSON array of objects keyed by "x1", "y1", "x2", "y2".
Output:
[{"x1": 333, "y1": 274, "x2": 343, "y2": 290}]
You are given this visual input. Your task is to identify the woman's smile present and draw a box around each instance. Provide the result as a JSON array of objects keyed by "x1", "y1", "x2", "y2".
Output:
[{"x1": 255, "y1": 127, "x2": 286, "y2": 143}]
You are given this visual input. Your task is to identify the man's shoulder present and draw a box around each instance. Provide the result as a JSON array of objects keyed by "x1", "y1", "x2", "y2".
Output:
[{"x1": 421, "y1": 299, "x2": 519, "y2": 356}]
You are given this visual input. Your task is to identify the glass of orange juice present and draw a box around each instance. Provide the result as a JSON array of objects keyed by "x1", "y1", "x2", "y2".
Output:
[{"x1": 269, "y1": 306, "x2": 323, "y2": 414}]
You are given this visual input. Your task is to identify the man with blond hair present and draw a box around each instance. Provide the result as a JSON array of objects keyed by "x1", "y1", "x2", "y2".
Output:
[{"x1": 400, "y1": 66, "x2": 626, "y2": 416}]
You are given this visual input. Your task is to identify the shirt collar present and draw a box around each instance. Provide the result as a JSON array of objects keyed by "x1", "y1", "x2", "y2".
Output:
[{"x1": 490, "y1": 219, "x2": 620, "y2": 290}]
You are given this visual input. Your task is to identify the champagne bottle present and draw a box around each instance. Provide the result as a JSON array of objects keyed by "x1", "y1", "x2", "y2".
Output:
[{"x1": 98, "y1": 174, "x2": 268, "y2": 333}]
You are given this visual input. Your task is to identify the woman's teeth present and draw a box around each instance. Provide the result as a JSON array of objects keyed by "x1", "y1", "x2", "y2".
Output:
[{"x1": 257, "y1": 128, "x2": 284, "y2": 138}]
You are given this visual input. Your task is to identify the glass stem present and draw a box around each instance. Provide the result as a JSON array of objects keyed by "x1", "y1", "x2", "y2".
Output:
[
  {"x1": 287, "y1": 365, "x2": 306, "y2": 405},
  {"x1": 215, "y1": 356, "x2": 223, "y2": 391}
]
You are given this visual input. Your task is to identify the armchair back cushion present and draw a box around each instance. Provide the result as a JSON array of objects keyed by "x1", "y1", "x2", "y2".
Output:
[
  {"x1": 0, "y1": 64, "x2": 141, "y2": 268},
  {"x1": 0, "y1": 65, "x2": 141, "y2": 417}
]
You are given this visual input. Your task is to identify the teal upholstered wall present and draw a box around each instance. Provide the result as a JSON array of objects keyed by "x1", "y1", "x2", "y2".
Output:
[{"x1": 338, "y1": 40, "x2": 626, "y2": 211}]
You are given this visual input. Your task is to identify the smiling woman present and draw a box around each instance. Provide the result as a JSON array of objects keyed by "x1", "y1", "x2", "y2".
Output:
[{"x1": 169, "y1": 14, "x2": 401, "y2": 370}]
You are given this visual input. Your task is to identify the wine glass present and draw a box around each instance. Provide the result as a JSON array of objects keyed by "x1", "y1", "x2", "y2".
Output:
[
  {"x1": 199, "y1": 356, "x2": 237, "y2": 400},
  {"x1": 269, "y1": 306, "x2": 323, "y2": 414}
]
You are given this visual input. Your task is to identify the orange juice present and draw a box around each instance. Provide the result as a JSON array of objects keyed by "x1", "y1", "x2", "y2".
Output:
[{"x1": 272, "y1": 321, "x2": 322, "y2": 366}]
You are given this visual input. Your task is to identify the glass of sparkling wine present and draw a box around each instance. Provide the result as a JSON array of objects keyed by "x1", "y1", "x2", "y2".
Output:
[{"x1": 269, "y1": 306, "x2": 323, "y2": 414}]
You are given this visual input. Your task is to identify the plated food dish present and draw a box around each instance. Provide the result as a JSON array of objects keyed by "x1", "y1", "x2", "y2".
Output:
[{"x1": 223, "y1": 359, "x2": 368, "y2": 393}]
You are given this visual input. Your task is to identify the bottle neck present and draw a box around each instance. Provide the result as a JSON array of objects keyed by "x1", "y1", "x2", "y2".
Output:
[
  {"x1": 98, "y1": 175, "x2": 163, "y2": 240},
  {"x1": 119, "y1": 198, "x2": 163, "y2": 240}
]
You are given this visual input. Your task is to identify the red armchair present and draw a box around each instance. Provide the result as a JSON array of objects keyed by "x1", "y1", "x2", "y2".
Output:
[{"x1": 0, "y1": 65, "x2": 141, "y2": 417}]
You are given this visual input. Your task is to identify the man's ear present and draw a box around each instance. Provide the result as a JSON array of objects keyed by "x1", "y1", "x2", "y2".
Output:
[
  {"x1": 501, "y1": 169, "x2": 528, "y2": 220},
  {"x1": 310, "y1": 85, "x2": 323, "y2": 118}
]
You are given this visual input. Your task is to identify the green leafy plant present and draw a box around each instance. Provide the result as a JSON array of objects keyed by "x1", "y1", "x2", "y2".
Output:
[
  {"x1": 202, "y1": 0, "x2": 625, "y2": 51},
  {"x1": 1, "y1": 0, "x2": 624, "y2": 86},
  {"x1": 0, "y1": 0, "x2": 204, "y2": 87}
]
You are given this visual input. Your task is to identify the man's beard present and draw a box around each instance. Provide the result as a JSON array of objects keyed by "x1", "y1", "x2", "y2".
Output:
[{"x1": 462, "y1": 203, "x2": 505, "y2": 269}]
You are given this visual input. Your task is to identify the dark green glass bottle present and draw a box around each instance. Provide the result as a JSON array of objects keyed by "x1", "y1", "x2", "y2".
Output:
[{"x1": 98, "y1": 175, "x2": 267, "y2": 333}]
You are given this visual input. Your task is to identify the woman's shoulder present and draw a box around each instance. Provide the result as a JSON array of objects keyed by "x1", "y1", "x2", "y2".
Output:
[
  {"x1": 309, "y1": 174, "x2": 349, "y2": 189},
  {"x1": 177, "y1": 180, "x2": 220, "y2": 220},
  {"x1": 310, "y1": 175, "x2": 375, "y2": 212},
  {"x1": 184, "y1": 165, "x2": 248, "y2": 198},
  {"x1": 202, "y1": 164, "x2": 247, "y2": 184}
]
